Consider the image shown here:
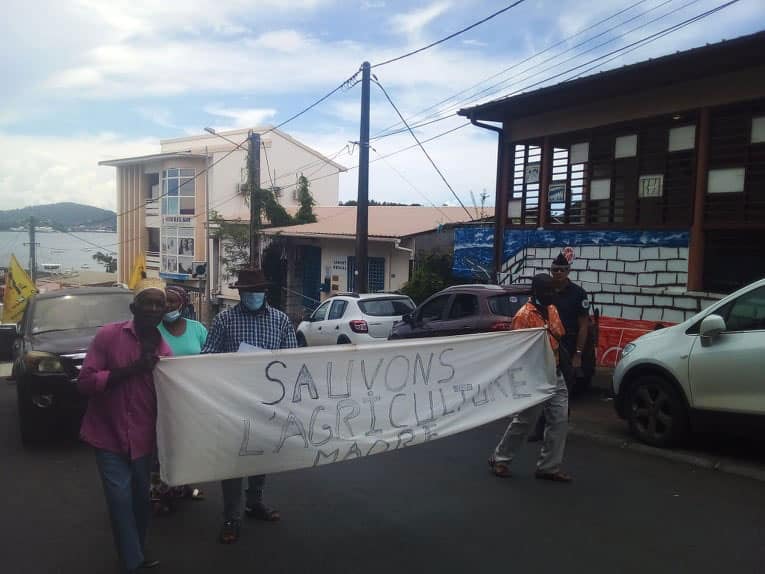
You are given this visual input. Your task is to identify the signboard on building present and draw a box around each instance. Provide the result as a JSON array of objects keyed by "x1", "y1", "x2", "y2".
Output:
[
  {"x1": 638, "y1": 174, "x2": 664, "y2": 198},
  {"x1": 160, "y1": 169, "x2": 197, "y2": 280},
  {"x1": 548, "y1": 183, "x2": 566, "y2": 203},
  {"x1": 525, "y1": 162, "x2": 540, "y2": 184}
]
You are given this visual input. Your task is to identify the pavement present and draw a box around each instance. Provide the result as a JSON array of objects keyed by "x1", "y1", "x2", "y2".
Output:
[
  {"x1": 569, "y1": 369, "x2": 765, "y2": 483},
  {"x1": 1, "y1": 376, "x2": 765, "y2": 573}
]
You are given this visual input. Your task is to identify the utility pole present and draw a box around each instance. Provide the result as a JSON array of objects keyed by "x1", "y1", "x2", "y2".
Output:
[
  {"x1": 248, "y1": 131, "x2": 262, "y2": 268},
  {"x1": 28, "y1": 216, "x2": 37, "y2": 284},
  {"x1": 354, "y1": 61, "x2": 371, "y2": 293}
]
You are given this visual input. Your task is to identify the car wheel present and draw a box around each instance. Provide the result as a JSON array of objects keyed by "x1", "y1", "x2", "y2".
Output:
[
  {"x1": 337, "y1": 336, "x2": 351, "y2": 344},
  {"x1": 296, "y1": 333, "x2": 307, "y2": 347},
  {"x1": 626, "y1": 375, "x2": 688, "y2": 447},
  {"x1": 17, "y1": 385, "x2": 45, "y2": 445}
]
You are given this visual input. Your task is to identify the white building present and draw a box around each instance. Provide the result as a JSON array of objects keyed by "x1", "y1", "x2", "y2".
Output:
[{"x1": 100, "y1": 127, "x2": 346, "y2": 309}]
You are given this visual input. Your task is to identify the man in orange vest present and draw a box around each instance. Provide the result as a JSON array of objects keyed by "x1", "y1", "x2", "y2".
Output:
[{"x1": 488, "y1": 273, "x2": 572, "y2": 482}]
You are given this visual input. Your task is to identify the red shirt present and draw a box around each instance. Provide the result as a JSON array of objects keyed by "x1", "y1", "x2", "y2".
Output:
[
  {"x1": 511, "y1": 300, "x2": 566, "y2": 363},
  {"x1": 78, "y1": 320, "x2": 172, "y2": 460}
]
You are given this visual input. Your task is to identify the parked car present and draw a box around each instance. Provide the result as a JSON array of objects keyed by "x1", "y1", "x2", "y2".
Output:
[
  {"x1": 389, "y1": 284, "x2": 531, "y2": 339},
  {"x1": 297, "y1": 293, "x2": 416, "y2": 346},
  {"x1": 390, "y1": 283, "x2": 598, "y2": 391},
  {"x1": 12, "y1": 287, "x2": 134, "y2": 444},
  {"x1": 613, "y1": 277, "x2": 765, "y2": 447}
]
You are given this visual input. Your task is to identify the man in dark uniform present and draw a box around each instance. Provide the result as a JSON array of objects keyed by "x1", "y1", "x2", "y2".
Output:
[{"x1": 550, "y1": 252, "x2": 593, "y2": 391}]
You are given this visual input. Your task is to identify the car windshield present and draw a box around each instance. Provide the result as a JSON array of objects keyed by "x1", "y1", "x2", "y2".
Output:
[
  {"x1": 488, "y1": 293, "x2": 527, "y2": 317},
  {"x1": 358, "y1": 297, "x2": 415, "y2": 317},
  {"x1": 31, "y1": 292, "x2": 134, "y2": 334}
]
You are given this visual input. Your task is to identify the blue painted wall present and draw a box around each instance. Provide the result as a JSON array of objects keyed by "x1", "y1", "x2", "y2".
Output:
[{"x1": 453, "y1": 226, "x2": 689, "y2": 278}]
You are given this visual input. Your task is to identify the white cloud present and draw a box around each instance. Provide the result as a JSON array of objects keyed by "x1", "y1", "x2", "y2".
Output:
[
  {"x1": 390, "y1": 1, "x2": 452, "y2": 40},
  {"x1": 0, "y1": 132, "x2": 157, "y2": 210},
  {"x1": 205, "y1": 105, "x2": 279, "y2": 130},
  {"x1": 255, "y1": 29, "x2": 311, "y2": 53}
]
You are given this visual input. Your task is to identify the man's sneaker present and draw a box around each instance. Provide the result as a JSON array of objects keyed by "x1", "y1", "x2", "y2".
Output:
[
  {"x1": 218, "y1": 520, "x2": 241, "y2": 544},
  {"x1": 140, "y1": 558, "x2": 160, "y2": 569}
]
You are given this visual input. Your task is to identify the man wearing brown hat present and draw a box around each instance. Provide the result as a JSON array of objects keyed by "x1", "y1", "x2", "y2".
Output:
[{"x1": 201, "y1": 267, "x2": 298, "y2": 544}]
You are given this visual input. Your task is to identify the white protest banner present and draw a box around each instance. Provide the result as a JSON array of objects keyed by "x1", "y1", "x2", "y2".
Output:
[{"x1": 154, "y1": 329, "x2": 556, "y2": 486}]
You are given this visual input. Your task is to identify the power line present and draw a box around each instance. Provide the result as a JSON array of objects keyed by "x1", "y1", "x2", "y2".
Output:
[
  {"x1": 262, "y1": 70, "x2": 361, "y2": 135},
  {"x1": 373, "y1": 0, "x2": 724, "y2": 139},
  {"x1": 372, "y1": 77, "x2": 473, "y2": 220},
  {"x1": 71, "y1": 121, "x2": 472, "y2": 253},
  {"x1": 372, "y1": 0, "x2": 653, "y2": 137},
  {"x1": 483, "y1": 0, "x2": 742, "y2": 104},
  {"x1": 373, "y1": 0, "x2": 693, "y2": 138},
  {"x1": 369, "y1": 147, "x2": 456, "y2": 222},
  {"x1": 372, "y1": 0, "x2": 528, "y2": 68}
]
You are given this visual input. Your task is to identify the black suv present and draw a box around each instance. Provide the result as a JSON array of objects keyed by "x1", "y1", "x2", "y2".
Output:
[{"x1": 11, "y1": 287, "x2": 134, "y2": 443}]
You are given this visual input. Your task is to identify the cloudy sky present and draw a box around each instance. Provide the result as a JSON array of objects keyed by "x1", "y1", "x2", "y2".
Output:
[{"x1": 1, "y1": 0, "x2": 763, "y2": 212}]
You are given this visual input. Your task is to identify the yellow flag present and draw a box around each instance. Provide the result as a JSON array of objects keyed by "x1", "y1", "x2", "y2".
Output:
[
  {"x1": 2, "y1": 255, "x2": 37, "y2": 323},
  {"x1": 128, "y1": 254, "x2": 146, "y2": 290}
]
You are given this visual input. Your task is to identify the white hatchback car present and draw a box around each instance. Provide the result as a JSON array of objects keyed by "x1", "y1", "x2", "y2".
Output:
[
  {"x1": 613, "y1": 278, "x2": 765, "y2": 447},
  {"x1": 296, "y1": 293, "x2": 416, "y2": 346}
]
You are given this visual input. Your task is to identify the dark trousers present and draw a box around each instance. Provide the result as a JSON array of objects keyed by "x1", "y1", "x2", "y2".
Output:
[
  {"x1": 221, "y1": 474, "x2": 266, "y2": 521},
  {"x1": 95, "y1": 450, "x2": 152, "y2": 572}
]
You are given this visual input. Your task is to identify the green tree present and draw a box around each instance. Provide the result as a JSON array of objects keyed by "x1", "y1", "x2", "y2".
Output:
[
  {"x1": 294, "y1": 175, "x2": 317, "y2": 224},
  {"x1": 92, "y1": 251, "x2": 117, "y2": 273},
  {"x1": 400, "y1": 252, "x2": 470, "y2": 304}
]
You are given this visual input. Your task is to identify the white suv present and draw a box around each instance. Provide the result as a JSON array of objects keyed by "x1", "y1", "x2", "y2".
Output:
[
  {"x1": 296, "y1": 293, "x2": 416, "y2": 346},
  {"x1": 613, "y1": 278, "x2": 765, "y2": 447}
]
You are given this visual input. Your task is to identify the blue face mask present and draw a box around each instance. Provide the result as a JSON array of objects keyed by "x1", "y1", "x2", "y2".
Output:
[
  {"x1": 163, "y1": 309, "x2": 182, "y2": 322},
  {"x1": 241, "y1": 291, "x2": 266, "y2": 312}
]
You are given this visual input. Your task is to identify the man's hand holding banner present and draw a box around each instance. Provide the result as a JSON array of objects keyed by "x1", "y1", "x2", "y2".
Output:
[{"x1": 154, "y1": 329, "x2": 556, "y2": 486}]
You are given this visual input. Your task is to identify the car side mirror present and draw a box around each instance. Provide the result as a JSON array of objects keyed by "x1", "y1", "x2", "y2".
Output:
[
  {"x1": 302, "y1": 310, "x2": 313, "y2": 322},
  {"x1": 700, "y1": 314, "x2": 726, "y2": 344}
]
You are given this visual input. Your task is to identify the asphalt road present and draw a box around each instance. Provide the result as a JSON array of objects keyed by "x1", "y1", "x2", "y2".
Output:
[{"x1": 2, "y1": 379, "x2": 764, "y2": 574}]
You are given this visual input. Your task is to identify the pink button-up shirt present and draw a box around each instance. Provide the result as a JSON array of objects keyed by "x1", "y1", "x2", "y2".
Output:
[{"x1": 78, "y1": 320, "x2": 172, "y2": 460}]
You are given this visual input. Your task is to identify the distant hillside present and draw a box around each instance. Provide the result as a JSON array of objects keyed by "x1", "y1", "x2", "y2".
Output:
[{"x1": 0, "y1": 202, "x2": 116, "y2": 231}]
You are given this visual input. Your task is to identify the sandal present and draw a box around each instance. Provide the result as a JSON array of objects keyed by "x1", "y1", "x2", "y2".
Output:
[
  {"x1": 245, "y1": 503, "x2": 281, "y2": 522},
  {"x1": 218, "y1": 520, "x2": 240, "y2": 544},
  {"x1": 534, "y1": 470, "x2": 573, "y2": 483},
  {"x1": 488, "y1": 456, "x2": 512, "y2": 478}
]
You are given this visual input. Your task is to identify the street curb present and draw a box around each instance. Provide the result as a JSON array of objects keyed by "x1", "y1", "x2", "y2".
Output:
[{"x1": 569, "y1": 424, "x2": 765, "y2": 483}]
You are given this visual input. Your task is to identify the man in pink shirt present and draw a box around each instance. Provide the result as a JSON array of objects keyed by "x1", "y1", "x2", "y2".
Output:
[{"x1": 78, "y1": 280, "x2": 171, "y2": 573}]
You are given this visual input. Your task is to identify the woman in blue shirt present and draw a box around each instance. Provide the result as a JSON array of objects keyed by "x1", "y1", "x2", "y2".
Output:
[{"x1": 152, "y1": 285, "x2": 208, "y2": 513}]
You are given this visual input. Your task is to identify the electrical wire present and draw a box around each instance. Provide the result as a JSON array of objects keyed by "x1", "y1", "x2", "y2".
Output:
[
  {"x1": 372, "y1": 0, "x2": 653, "y2": 138},
  {"x1": 374, "y1": 0, "x2": 698, "y2": 138},
  {"x1": 372, "y1": 77, "x2": 473, "y2": 220},
  {"x1": 372, "y1": 0, "x2": 528, "y2": 68},
  {"x1": 369, "y1": 146, "x2": 456, "y2": 222}
]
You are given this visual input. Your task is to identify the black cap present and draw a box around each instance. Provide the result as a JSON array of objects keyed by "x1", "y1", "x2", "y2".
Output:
[{"x1": 552, "y1": 252, "x2": 570, "y2": 267}]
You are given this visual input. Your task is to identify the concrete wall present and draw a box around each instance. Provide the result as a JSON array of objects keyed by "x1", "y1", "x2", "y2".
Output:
[{"x1": 453, "y1": 226, "x2": 723, "y2": 323}]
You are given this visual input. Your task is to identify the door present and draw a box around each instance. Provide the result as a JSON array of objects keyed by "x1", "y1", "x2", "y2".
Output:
[
  {"x1": 301, "y1": 246, "x2": 322, "y2": 311},
  {"x1": 324, "y1": 299, "x2": 349, "y2": 343},
  {"x1": 689, "y1": 285, "x2": 765, "y2": 414},
  {"x1": 302, "y1": 299, "x2": 332, "y2": 346},
  {"x1": 347, "y1": 256, "x2": 385, "y2": 293},
  {"x1": 409, "y1": 294, "x2": 452, "y2": 338},
  {"x1": 439, "y1": 293, "x2": 481, "y2": 336}
]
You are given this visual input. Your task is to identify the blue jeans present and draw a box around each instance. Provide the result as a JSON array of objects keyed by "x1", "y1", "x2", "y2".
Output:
[{"x1": 94, "y1": 450, "x2": 152, "y2": 572}]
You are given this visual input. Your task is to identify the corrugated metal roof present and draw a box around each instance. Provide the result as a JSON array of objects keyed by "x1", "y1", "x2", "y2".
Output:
[{"x1": 263, "y1": 206, "x2": 493, "y2": 239}]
